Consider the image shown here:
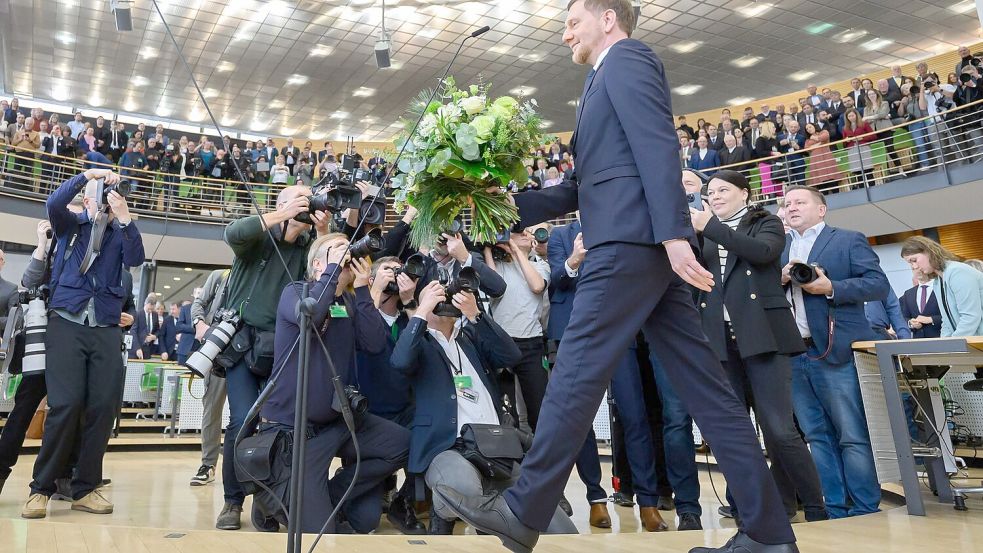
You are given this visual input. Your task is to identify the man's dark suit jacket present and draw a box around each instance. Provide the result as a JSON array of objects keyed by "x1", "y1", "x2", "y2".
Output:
[
  {"x1": 706, "y1": 133, "x2": 726, "y2": 151},
  {"x1": 389, "y1": 314, "x2": 520, "y2": 474},
  {"x1": 159, "y1": 314, "x2": 178, "y2": 358},
  {"x1": 514, "y1": 38, "x2": 693, "y2": 250},
  {"x1": 697, "y1": 208, "x2": 804, "y2": 361},
  {"x1": 781, "y1": 225, "x2": 890, "y2": 365},
  {"x1": 546, "y1": 221, "x2": 581, "y2": 341},
  {"x1": 718, "y1": 146, "x2": 751, "y2": 167},
  {"x1": 688, "y1": 148, "x2": 721, "y2": 174},
  {"x1": 175, "y1": 303, "x2": 197, "y2": 359},
  {"x1": 899, "y1": 284, "x2": 943, "y2": 339},
  {"x1": 130, "y1": 309, "x2": 160, "y2": 358}
]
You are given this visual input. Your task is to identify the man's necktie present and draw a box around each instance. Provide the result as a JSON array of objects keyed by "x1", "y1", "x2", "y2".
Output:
[{"x1": 919, "y1": 285, "x2": 928, "y2": 313}]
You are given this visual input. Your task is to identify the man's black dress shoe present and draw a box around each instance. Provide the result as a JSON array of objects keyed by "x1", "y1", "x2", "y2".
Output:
[
  {"x1": 433, "y1": 485, "x2": 539, "y2": 553},
  {"x1": 557, "y1": 494, "x2": 573, "y2": 517},
  {"x1": 677, "y1": 512, "x2": 703, "y2": 531},
  {"x1": 387, "y1": 495, "x2": 427, "y2": 535},
  {"x1": 656, "y1": 495, "x2": 674, "y2": 511},
  {"x1": 689, "y1": 531, "x2": 799, "y2": 553},
  {"x1": 612, "y1": 492, "x2": 635, "y2": 507}
]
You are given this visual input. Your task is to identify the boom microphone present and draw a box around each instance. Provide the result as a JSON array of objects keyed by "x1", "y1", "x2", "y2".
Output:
[{"x1": 471, "y1": 25, "x2": 491, "y2": 37}]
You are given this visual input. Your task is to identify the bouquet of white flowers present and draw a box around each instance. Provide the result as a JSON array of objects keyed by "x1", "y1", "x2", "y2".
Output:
[{"x1": 391, "y1": 77, "x2": 552, "y2": 246}]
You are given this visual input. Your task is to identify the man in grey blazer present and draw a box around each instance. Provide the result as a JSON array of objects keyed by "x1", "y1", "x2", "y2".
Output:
[{"x1": 0, "y1": 249, "x2": 19, "y2": 336}]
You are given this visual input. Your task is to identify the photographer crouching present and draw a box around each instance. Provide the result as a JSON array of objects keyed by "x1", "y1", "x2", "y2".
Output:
[
  {"x1": 251, "y1": 234, "x2": 409, "y2": 534},
  {"x1": 22, "y1": 168, "x2": 145, "y2": 518}
]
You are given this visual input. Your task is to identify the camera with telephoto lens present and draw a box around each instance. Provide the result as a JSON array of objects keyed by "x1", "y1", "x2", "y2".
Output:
[
  {"x1": 183, "y1": 308, "x2": 243, "y2": 378},
  {"x1": 434, "y1": 267, "x2": 480, "y2": 318},
  {"x1": 789, "y1": 262, "x2": 822, "y2": 285},
  {"x1": 533, "y1": 227, "x2": 550, "y2": 244},
  {"x1": 348, "y1": 228, "x2": 386, "y2": 261},
  {"x1": 959, "y1": 72, "x2": 974, "y2": 84},
  {"x1": 296, "y1": 172, "x2": 363, "y2": 224},
  {"x1": 0, "y1": 287, "x2": 51, "y2": 375},
  {"x1": 384, "y1": 253, "x2": 427, "y2": 295}
]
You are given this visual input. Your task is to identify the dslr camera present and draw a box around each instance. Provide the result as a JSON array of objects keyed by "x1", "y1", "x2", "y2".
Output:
[
  {"x1": 93, "y1": 177, "x2": 131, "y2": 207},
  {"x1": 0, "y1": 286, "x2": 50, "y2": 375},
  {"x1": 434, "y1": 267, "x2": 480, "y2": 318},
  {"x1": 384, "y1": 253, "x2": 427, "y2": 295},
  {"x1": 789, "y1": 262, "x2": 822, "y2": 285},
  {"x1": 436, "y1": 218, "x2": 465, "y2": 245},
  {"x1": 349, "y1": 228, "x2": 386, "y2": 261},
  {"x1": 533, "y1": 227, "x2": 550, "y2": 244},
  {"x1": 183, "y1": 308, "x2": 243, "y2": 378}
]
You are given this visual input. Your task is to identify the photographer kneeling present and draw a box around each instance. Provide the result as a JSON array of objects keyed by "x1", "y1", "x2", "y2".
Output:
[
  {"x1": 254, "y1": 234, "x2": 409, "y2": 534},
  {"x1": 390, "y1": 280, "x2": 575, "y2": 535},
  {"x1": 23, "y1": 168, "x2": 145, "y2": 518}
]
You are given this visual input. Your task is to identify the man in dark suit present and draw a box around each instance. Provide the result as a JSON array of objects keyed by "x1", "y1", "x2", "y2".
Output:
[
  {"x1": 824, "y1": 91, "x2": 846, "y2": 120},
  {"x1": 781, "y1": 186, "x2": 889, "y2": 519},
  {"x1": 130, "y1": 296, "x2": 160, "y2": 359},
  {"x1": 434, "y1": 3, "x2": 796, "y2": 553},
  {"x1": 755, "y1": 104, "x2": 778, "y2": 125},
  {"x1": 816, "y1": 110, "x2": 841, "y2": 143},
  {"x1": 706, "y1": 126, "x2": 726, "y2": 151},
  {"x1": 718, "y1": 134, "x2": 750, "y2": 168},
  {"x1": 158, "y1": 303, "x2": 180, "y2": 361},
  {"x1": 900, "y1": 273, "x2": 942, "y2": 338},
  {"x1": 847, "y1": 78, "x2": 867, "y2": 111},
  {"x1": 887, "y1": 66, "x2": 914, "y2": 99},
  {"x1": 174, "y1": 301, "x2": 197, "y2": 364},
  {"x1": 777, "y1": 121, "x2": 806, "y2": 186},
  {"x1": 108, "y1": 122, "x2": 128, "y2": 163},
  {"x1": 316, "y1": 141, "x2": 334, "y2": 164},
  {"x1": 688, "y1": 135, "x2": 721, "y2": 174},
  {"x1": 796, "y1": 103, "x2": 819, "y2": 129}
]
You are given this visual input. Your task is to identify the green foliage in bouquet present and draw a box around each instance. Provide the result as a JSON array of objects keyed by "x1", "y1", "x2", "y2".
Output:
[{"x1": 390, "y1": 77, "x2": 553, "y2": 246}]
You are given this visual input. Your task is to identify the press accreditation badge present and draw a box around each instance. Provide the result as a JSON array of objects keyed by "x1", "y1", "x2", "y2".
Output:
[
  {"x1": 453, "y1": 375, "x2": 473, "y2": 389},
  {"x1": 460, "y1": 388, "x2": 479, "y2": 404},
  {"x1": 329, "y1": 304, "x2": 349, "y2": 318}
]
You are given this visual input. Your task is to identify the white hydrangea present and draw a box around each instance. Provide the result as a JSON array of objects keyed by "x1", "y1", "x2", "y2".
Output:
[
  {"x1": 418, "y1": 113, "x2": 438, "y2": 138},
  {"x1": 437, "y1": 103, "x2": 463, "y2": 122}
]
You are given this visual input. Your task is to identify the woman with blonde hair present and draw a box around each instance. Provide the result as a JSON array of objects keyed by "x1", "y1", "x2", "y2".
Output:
[
  {"x1": 900, "y1": 236, "x2": 983, "y2": 337},
  {"x1": 862, "y1": 89, "x2": 906, "y2": 178},
  {"x1": 753, "y1": 120, "x2": 780, "y2": 197}
]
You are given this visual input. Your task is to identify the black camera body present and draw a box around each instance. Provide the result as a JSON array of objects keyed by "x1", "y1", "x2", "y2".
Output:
[
  {"x1": 384, "y1": 253, "x2": 427, "y2": 295},
  {"x1": 93, "y1": 177, "x2": 131, "y2": 207},
  {"x1": 344, "y1": 385, "x2": 368, "y2": 416},
  {"x1": 18, "y1": 285, "x2": 49, "y2": 306},
  {"x1": 434, "y1": 267, "x2": 480, "y2": 318},
  {"x1": 437, "y1": 218, "x2": 465, "y2": 245},
  {"x1": 349, "y1": 228, "x2": 386, "y2": 260},
  {"x1": 789, "y1": 262, "x2": 822, "y2": 285}
]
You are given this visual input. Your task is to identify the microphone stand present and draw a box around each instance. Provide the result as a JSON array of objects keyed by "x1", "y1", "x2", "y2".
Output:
[{"x1": 286, "y1": 283, "x2": 316, "y2": 553}]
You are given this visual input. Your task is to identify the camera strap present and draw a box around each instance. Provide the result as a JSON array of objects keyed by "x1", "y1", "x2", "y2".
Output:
[
  {"x1": 807, "y1": 304, "x2": 835, "y2": 361},
  {"x1": 79, "y1": 211, "x2": 109, "y2": 276},
  {"x1": 938, "y1": 278, "x2": 956, "y2": 330}
]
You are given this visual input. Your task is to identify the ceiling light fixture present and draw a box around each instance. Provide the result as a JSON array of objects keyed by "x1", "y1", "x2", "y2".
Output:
[
  {"x1": 184, "y1": 267, "x2": 193, "y2": 271},
  {"x1": 789, "y1": 70, "x2": 816, "y2": 82},
  {"x1": 489, "y1": 45, "x2": 511, "y2": 55},
  {"x1": 567, "y1": 99, "x2": 580, "y2": 107},
  {"x1": 832, "y1": 29, "x2": 868, "y2": 43},
  {"x1": 804, "y1": 22, "x2": 835, "y2": 35},
  {"x1": 164, "y1": 285, "x2": 171, "y2": 289},
  {"x1": 140, "y1": 47, "x2": 158, "y2": 59},
  {"x1": 669, "y1": 41, "x2": 703, "y2": 54},
  {"x1": 419, "y1": 28, "x2": 441, "y2": 39},
  {"x1": 861, "y1": 38, "x2": 894, "y2": 51},
  {"x1": 949, "y1": 0, "x2": 975, "y2": 14},
  {"x1": 203, "y1": 88, "x2": 219, "y2": 98},
  {"x1": 131, "y1": 76, "x2": 149, "y2": 87},
  {"x1": 310, "y1": 45, "x2": 333, "y2": 57},
  {"x1": 155, "y1": 105, "x2": 172, "y2": 117},
  {"x1": 55, "y1": 31, "x2": 75, "y2": 44},
  {"x1": 730, "y1": 55, "x2": 763, "y2": 68},
  {"x1": 173, "y1": 277, "x2": 181, "y2": 281},
  {"x1": 519, "y1": 52, "x2": 543, "y2": 62},
  {"x1": 286, "y1": 74, "x2": 309, "y2": 86},
  {"x1": 728, "y1": 96, "x2": 755, "y2": 106},
  {"x1": 330, "y1": 111, "x2": 350, "y2": 119},
  {"x1": 217, "y1": 61, "x2": 236, "y2": 72},
  {"x1": 736, "y1": 3, "x2": 773, "y2": 18},
  {"x1": 673, "y1": 84, "x2": 703, "y2": 95},
  {"x1": 509, "y1": 86, "x2": 536, "y2": 96},
  {"x1": 353, "y1": 87, "x2": 376, "y2": 97}
]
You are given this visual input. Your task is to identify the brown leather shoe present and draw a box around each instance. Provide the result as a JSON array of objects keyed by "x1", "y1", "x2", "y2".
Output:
[
  {"x1": 639, "y1": 506, "x2": 669, "y2": 532},
  {"x1": 589, "y1": 503, "x2": 611, "y2": 528}
]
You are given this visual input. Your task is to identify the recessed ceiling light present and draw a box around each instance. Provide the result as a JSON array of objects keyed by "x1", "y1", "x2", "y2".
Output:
[
  {"x1": 509, "y1": 86, "x2": 536, "y2": 96},
  {"x1": 281, "y1": 127, "x2": 297, "y2": 135},
  {"x1": 188, "y1": 108, "x2": 205, "y2": 122},
  {"x1": 124, "y1": 99, "x2": 139, "y2": 112},
  {"x1": 728, "y1": 96, "x2": 755, "y2": 106},
  {"x1": 832, "y1": 29, "x2": 868, "y2": 43},
  {"x1": 55, "y1": 32, "x2": 75, "y2": 45},
  {"x1": 156, "y1": 105, "x2": 172, "y2": 117},
  {"x1": 567, "y1": 99, "x2": 580, "y2": 107},
  {"x1": 519, "y1": 53, "x2": 543, "y2": 63},
  {"x1": 51, "y1": 82, "x2": 70, "y2": 101},
  {"x1": 389, "y1": 121, "x2": 405, "y2": 128},
  {"x1": 140, "y1": 47, "x2": 158, "y2": 59},
  {"x1": 789, "y1": 70, "x2": 817, "y2": 82},
  {"x1": 184, "y1": 267, "x2": 193, "y2": 271},
  {"x1": 669, "y1": 41, "x2": 703, "y2": 54},
  {"x1": 131, "y1": 76, "x2": 149, "y2": 87},
  {"x1": 203, "y1": 88, "x2": 219, "y2": 98},
  {"x1": 419, "y1": 28, "x2": 440, "y2": 39},
  {"x1": 730, "y1": 55, "x2": 763, "y2": 68},
  {"x1": 221, "y1": 115, "x2": 238, "y2": 126},
  {"x1": 540, "y1": 120, "x2": 553, "y2": 128},
  {"x1": 234, "y1": 30, "x2": 253, "y2": 41},
  {"x1": 673, "y1": 84, "x2": 703, "y2": 95},
  {"x1": 163, "y1": 285, "x2": 171, "y2": 289},
  {"x1": 861, "y1": 38, "x2": 894, "y2": 51},
  {"x1": 489, "y1": 45, "x2": 511, "y2": 55},
  {"x1": 90, "y1": 95, "x2": 104, "y2": 107},
  {"x1": 736, "y1": 3, "x2": 773, "y2": 18},
  {"x1": 250, "y1": 119, "x2": 270, "y2": 131},
  {"x1": 330, "y1": 111, "x2": 350, "y2": 119},
  {"x1": 949, "y1": 0, "x2": 975, "y2": 14},
  {"x1": 310, "y1": 45, "x2": 333, "y2": 57},
  {"x1": 286, "y1": 74, "x2": 309, "y2": 86},
  {"x1": 309, "y1": 131, "x2": 326, "y2": 140},
  {"x1": 217, "y1": 61, "x2": 236, "y2": 72},
  {"x1": 353, "y1": 87, "x2": 376, "y2": 97},
  {"x1": 803, "y1": 22, "x2": 835, "y2": 35},
  {"x1": 268, "y1": 100, "x2": 285, "y2": 109},
  {"x1": 173, "y1": 277, "x2": 181, "y2": 281}
]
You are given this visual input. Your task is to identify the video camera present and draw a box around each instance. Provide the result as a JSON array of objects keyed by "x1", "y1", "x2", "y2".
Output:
[
  {"x1": 433, "y1": 267, "x2": 480, "y2": 318},
  {"x1": 384, "y1": 253, "x2": 427, "y2": 295}
]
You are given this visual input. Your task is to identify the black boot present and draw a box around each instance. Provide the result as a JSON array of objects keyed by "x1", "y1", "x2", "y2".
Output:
[
  {"x1": 428, "y1": 505, "x2": 456, "y2": 535},
  {"x1": 388, "y1": 495, "x2": 427, "y2": 535}
]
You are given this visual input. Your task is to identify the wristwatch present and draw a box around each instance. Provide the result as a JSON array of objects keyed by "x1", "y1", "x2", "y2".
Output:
[{"x1": 401, "y1": 299, "x2": 418, "y2": 310}]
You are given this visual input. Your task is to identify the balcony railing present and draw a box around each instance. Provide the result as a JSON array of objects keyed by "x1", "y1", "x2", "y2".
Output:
[{"x1": 2, "y1": 97, "x2": 982, "y2": 231}]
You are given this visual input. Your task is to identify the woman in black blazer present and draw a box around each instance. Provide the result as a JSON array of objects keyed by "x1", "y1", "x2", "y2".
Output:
[{"x1": 689, "y1": 170, "x2": 828, "y2": 523}]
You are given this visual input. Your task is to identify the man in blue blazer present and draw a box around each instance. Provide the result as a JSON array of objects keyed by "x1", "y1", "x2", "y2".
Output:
[
  {"x1": 174, "y1": 301, "x2": 197, "y2": 365},
  {"x1": 781, "y1": 186, "x2": 889, "y2": 519},
  {"x1": 435, "y1": 3, "x2": 796, "y2": 553},
  {"x1": 688, "y1": 135, "x2": 720, "y2": 175}
]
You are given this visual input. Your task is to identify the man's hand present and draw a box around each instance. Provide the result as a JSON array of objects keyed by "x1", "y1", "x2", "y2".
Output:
[
  {"x1": 279, "y1": 194, "x2": 311, "y2": 220},
  {"x1": 453, "y1": 291, "x2": 480, "y2": 322},
  {"x1": 162, "y1": 352, "x2": 170, "y2": 361},
  {"x1": 326, "y1": 241, "x2": 349, "y2": 267},
  {"x1": 310, "y1": 210, "x2": 331, "y2": 235},
  {"x1": 84, "y1": 168, "x2": 119, "y2": 183},
  {"x1": 416, "y1": 281, "x2": 446, "y2": 317},
  {"x1": 355, "y1": 180, "x2": 372, "y2": 198},
  {"x1": 135, "y1": 349, "x2": 144, "y2": 360},
  {"x1": 781, "y1": 261, "x2": 796, "y2": 286},
  {"x1": 119, "y1": 312, "x2": 134, "y2": 327},
  {"x1": 664, "y1": 238, "x2": 714, "y2": 292},
  {"x1": 485, "y1": 185, "x2": 517, "y2": 207},
  {"x1": 195, "y1": 320, "x2": 210, "y2": 341},
  {"x1": 401, "y1": 205, "x2": 419, "y2": 224},
  {"x1": 107, "y1": 190, "x2": 131, "y2": 225},
  {"x1": 567, "y1": 232, "x2": 587, "y2": 270},
  {"x1": 145, "y1": 333, "x2": 157, "y2": 344},
  {"x1": 351, "y1": 257, "x2": 372, "y2": 288},
  {"x1": 442, "y1": 233, "x2": 470, "y2": 263},
  {"x1": 914, "y1": 315, "x2": 934, "y2": 325},
  {"x1": 36, "y1": 220, "x2": 52, "y2": 245},
  {"x1": 800, "y1": 266, "x2": 834, "y2": 296},
  {"x1": 397, "y1": 273, "x2": 416, "y2": 305},
  {"x1": 370, "y1": 266, "x2": 395, "y2": 303},
  {"x1": 909, "y1": 319, "x2": 923, "y2": 330},
  {"x1": 689, "y1": 203, "x2": 713, "y2": 232}
]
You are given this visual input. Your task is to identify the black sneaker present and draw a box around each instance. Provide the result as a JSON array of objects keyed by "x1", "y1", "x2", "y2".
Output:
[
  {"x1": 191, "y1": 465, "x2": 215, "y2": 486},
  {"x1": 717, "y1": 505, "x2": 734, "y2": 518},
  {"x1": 387, "y1": 495, "x2": 427, "y2": 535},
  {"x1": 677, "y1": 512, "x2": 703, "y2": 531}
]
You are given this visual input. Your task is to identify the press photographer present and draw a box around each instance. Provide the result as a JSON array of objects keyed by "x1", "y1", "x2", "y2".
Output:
[
  {"x1": 389, "y1": 280, "x2": 575, "y2": 535},
  {"x1": 418, "y1": 224, "x2": 507, "y2": 301},
  {"x1": 211, "y1": 184, "x2": 331, "y2": 531},
  {"x1": 22, "y1": 168, "x2": 145, "y2": 519},
  {"x1": 250, "y1": 234, "x2": 409, "y2": 534}
]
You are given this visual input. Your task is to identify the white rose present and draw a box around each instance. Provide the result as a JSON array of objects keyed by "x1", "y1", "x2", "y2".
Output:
[{"x1": 459, "y1": 96, "x2": 486, "y2": 116}]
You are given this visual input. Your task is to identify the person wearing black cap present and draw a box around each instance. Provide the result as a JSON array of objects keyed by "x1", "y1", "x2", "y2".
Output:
[{"x1": 688, "y1": 170, "x2": 828, "y2": 523}]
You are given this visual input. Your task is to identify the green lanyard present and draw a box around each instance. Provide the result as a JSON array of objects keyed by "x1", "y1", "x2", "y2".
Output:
[{"x1": 390, "y1": 322, "x2": 399, "y2": 341}]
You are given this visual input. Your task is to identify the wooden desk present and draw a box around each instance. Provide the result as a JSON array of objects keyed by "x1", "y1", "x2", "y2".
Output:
[{"x1": 851, "y1": 336, "x2": 983, "y2": 517}]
